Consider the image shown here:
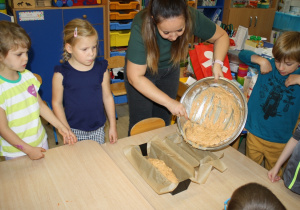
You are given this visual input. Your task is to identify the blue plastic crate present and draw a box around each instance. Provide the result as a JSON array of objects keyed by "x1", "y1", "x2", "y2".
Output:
[
  {"x1": 114, "y1": 94, "x2": 128, "y2": 104},
  {"x1": 110, "y1": 51, "x2": 126, "y2": 57},
  {"x1": 111, "y1": 78, "x2": 124, "y2": 84},
  {"x1": 273, "y1": 12, "x2": 300, "y2": 32},
  {"x1": 110, "y1": 21, "x2": 132, "y2": 30}
]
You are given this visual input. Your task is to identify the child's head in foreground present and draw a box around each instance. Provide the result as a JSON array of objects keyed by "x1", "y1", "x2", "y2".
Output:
[
  {"x1": 62, "y1": 18, "x2": 98, "y2": 62},
  {"x1": 0, "y1": 21, "x2": 31, "y2": 68},
  {"x1": 227, "y1": 182, "x2": 286, "y2": 210},
  {"x1": 272, "y1": 31, "x2": 300, "y2": 76}
]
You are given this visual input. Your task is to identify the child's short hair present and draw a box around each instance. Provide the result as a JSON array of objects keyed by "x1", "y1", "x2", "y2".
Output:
[
  {"x1": 0, "y1": 21, "x2": 31, "y2": 58},
  {"x1": 272, "y1": 31, "x2": 300, "y2": 63},
  {"x1": 228, "y1": 182, "x2": 286, "y2": 210},
  {"x1": 62, "y1": 18, "x2": 98, "y2": 61}
]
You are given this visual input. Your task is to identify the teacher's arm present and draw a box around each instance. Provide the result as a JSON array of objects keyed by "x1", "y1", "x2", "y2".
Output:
[
  {"x1": 207, "y1": 24, "x2": 229, "y2": 80},
  {"x1": 126, "y1": 60, "x2": 188, "y2": 119}
]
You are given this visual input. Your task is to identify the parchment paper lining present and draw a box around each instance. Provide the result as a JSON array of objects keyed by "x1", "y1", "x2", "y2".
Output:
[{"x1": 123, "y1": 132, "x2": 227, "y2": 194}]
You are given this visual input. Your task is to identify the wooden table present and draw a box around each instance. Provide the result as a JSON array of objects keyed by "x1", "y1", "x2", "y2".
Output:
[
  {"x1": 1, "y1": 125, "x2": 299, "y2": 209},
  {"x1": 0, "y1": 141, "x2": 152, "y2": 209},
  {"x1": 102, "y1": 125, "x2": 300, "y2": 210}
]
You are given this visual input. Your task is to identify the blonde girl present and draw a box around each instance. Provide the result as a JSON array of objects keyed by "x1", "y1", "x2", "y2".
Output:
[
  {"x1": 0, "y1": 21, "x2": 76, "y2": 160},
  {"x1": 52, "y1": 19, "x2": 117, "y2": 144}
]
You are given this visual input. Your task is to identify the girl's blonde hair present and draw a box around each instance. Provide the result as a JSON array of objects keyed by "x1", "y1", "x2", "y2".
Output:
[
  {"x1": 272, "y1": 31, "x2": 300, "y2": 63},
  {"x1": 62, "y1": 19, "x2": 98, "y2": 61},
  {"x1": 142, "y1": 0, "x2": 192, "y2": 74},
  {"x1": 0, "y1": 21, "x2": 31, "y2": 58}
]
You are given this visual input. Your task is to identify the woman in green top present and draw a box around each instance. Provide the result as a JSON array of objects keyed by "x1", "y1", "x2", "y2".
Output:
[{"x1": 125, "y1": 0, "x2": 229, "y2": 133}]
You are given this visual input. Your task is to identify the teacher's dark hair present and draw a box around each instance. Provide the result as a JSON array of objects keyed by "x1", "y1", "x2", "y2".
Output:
[
  {"x1": 142, "y1": 0, "x2": 192, "y2": 73},
  {"x1": 228, "y1": 183, "x2": 286, "y2": 210}
]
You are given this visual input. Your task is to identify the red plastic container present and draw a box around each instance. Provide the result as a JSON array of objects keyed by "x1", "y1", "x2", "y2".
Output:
[{"x1": 237, "y1": 63, "x2": 248, "y2": 85}]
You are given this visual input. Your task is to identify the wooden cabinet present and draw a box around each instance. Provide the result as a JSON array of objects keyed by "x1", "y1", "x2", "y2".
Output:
[
  {"x1": 13, "y1": 6, "x2": 109, "y2": 102},
  {"x1": 222, "y1": 0, "x2": 278, "y2": 41}
]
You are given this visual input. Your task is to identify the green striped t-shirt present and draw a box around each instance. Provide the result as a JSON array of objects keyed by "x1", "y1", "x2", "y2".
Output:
[{"x1": 0, "y1": 70, "x2": 47, "y2": 157}]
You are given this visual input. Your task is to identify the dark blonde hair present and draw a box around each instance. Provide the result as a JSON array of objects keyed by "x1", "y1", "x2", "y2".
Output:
[
  {"x1": 272, "y1": 31, "x2": 300, "y2": 63},
  {"x1": 62, "y1": 19, "x2": 98, "y2": 61},
  {"x1": 0, "y1": 21, "x2": 31, "y2": 58},
  {"x1": 228, "y1": 183, "x2": 286, "y2": 210},
  {"x1": 142, "y1": 0, "x2": 192, "y2": 73}
]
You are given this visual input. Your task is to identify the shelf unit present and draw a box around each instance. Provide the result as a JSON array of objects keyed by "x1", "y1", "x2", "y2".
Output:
[
  {"x1": 197, "y1": 0, "x2": 225, "y2": 21},
  {"x1": 103, "y1": 0, "x2": 141, "y2": 57}
]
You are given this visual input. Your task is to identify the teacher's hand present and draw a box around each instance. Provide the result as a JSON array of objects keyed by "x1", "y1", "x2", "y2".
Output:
[
  {"x1": 167, "y1": 100, "x2": 188, "y2": 120},
  {"x1": 212, "y1": 64, "x2": 224, "y2": 80}
]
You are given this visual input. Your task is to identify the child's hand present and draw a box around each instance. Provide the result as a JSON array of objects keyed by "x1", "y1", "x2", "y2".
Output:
[
  {"x1": 259, "y1": 58, "x2": 272, "y2": 74},
  {"x1": 285, "y1": 74, "x2": 300, "y2": 87},
  {"x1": 109, "y1": 127, "x2": 118, "y2": 144},
  {"x1": 58, "y1": 127, "x2": 77, "y2": 145},
  {"x1": 27, "y1": 146, "x2": 46, "y2": 160},
  {"x1": 267, "y1": 167, "x2": 281, "y2": 183},
  {"x1": 67, "y1": 131, "x2": 78, "y2": 145}
]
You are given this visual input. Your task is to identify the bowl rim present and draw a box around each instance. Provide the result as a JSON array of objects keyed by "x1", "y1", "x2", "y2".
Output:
[{"x1": 177, "y1": 76, "x2": 248, "y2": 150}]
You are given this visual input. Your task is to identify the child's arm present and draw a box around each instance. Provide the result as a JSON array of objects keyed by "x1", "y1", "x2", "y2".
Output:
[
  {"x1": 52, "y1": 72, "x2": 77, "y2": 143},
  {"x1": 38, "y1": 93, "x2": 77, "y2": 145},
  {"x1": 267, "y1": 137, "x2": 298, "y2": 182},
  {"x1": 52, "y1": 72, "x2": 71, "y2": 129},
  {"x1": 102, "y1": 70, "x2": 118, "y2": 144},
  {"x1": 0, "y1": 108, "x2": 46, "y2": 160},
  {"x1": 250, "y1": 54, "x2": 272, "y2": 74},
  {"x1": 238, "y1": 50, "x2": 272, "y2": 74},
  {"x1": 285, "y1": 74, "x2": 300, "y2": 87}
]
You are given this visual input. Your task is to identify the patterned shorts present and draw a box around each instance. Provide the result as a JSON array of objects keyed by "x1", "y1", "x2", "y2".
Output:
[{"x1": 71, "y1": 125, "x2": 105, "y2": 144}]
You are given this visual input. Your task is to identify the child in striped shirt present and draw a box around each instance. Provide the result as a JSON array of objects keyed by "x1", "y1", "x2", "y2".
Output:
[{"x1": 0, "y1": 21, "x2": 77, "y2": 160}]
